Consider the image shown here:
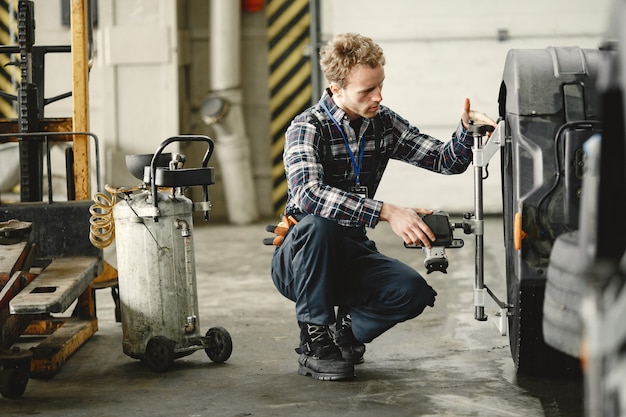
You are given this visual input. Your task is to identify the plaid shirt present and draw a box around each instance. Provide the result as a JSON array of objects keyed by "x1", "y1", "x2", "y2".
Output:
[{"x1": 283, "y1": 91, "x2": 474, "y2": 228}]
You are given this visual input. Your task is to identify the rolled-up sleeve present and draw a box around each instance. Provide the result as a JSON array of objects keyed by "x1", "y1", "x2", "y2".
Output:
[{"x1": 391, "y1": 114, "x2": 474, "y2": 174}]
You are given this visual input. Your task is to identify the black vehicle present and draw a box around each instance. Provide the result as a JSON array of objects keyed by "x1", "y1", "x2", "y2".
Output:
[
  {"x1": 497, "y1": 43, "x2": 605, "y2": 375},
  {"x1": 493, "y1": 0, "x2": 625, "y2": 415}
]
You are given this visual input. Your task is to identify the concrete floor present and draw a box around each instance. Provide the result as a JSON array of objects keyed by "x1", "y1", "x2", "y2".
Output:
[{"x1": 1, "y1": 216, "x2": 584, "y2": 417}]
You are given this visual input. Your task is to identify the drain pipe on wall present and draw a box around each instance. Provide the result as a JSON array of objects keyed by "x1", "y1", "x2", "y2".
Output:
[{"x1": 200, "y1": 0, "x2": 258, "y2": 224}]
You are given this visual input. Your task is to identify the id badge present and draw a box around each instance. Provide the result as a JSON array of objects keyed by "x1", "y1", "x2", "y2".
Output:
[{"x1": 350, "y1": 185, "x2": 369, "y2": 198}]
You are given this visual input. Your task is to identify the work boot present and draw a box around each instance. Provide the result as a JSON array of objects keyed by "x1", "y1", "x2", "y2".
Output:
[
  {"x1": 295, "y1": 323, "x2": 355, "y2": 381},
  {"x1": 335, "y1": 311, "x2": 366, "y2": 365}
]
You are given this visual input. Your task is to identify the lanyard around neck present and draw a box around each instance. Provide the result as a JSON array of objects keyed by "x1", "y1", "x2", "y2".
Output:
[{"x1": 320, "y1": 101, "x2": 367, "y2": 185}]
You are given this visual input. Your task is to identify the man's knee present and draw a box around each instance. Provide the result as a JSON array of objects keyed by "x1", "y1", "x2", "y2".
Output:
[
  {"x1": 382, "y1": 270, "x2": 437, "y2": 317},
  {"x1": 406, "y1": 276, "x2": 437, "y2": 316}
]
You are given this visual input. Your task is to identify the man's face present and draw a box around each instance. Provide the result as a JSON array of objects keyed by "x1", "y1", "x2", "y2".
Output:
[{"x1": 331, "y1": 64, "x2": 385, "y2": 120}]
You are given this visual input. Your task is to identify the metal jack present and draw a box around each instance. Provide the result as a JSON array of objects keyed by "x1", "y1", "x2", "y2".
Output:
[{"x1": 465, "y1": 120, "x2": 512, "y2": 336}]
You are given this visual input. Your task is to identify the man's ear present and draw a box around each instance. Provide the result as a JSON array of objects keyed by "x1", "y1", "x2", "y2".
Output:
[{"x1": 329, "y1": 83, "x2": 341, "y2": 97}]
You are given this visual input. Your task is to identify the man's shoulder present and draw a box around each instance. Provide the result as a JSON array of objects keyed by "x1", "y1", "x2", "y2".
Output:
[
  {"x1": 289, "y1": 108, "x2": 329, "y2": 136},
  {"x1": 293, "y1": 105, "x2": 325, "y2": 124},
  {"x1": 376, "y1": 104, "x2": 396, "y2": 121}
]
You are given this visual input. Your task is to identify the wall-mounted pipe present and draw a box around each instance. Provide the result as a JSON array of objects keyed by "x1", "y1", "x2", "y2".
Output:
[{"x1": 203, "y1": 0, "x2": 258, "y2": 225}]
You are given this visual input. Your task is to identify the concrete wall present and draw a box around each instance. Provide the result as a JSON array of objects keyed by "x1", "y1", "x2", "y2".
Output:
[
  {"x1": 177, "y1": 1, "x2": 272, "y2": 222},
  {"x1": 24, "y1": 0, "x2": 613, "y2": 221},
  {"x1": 29, "y1": 0, "x2": 180, "y2": 199},
  {"x1": 27, "y1": 0, "x2": 270, "y2": 222},
  {"x1": 93, "y1": 0, "x2": 180, "y2": 187}
]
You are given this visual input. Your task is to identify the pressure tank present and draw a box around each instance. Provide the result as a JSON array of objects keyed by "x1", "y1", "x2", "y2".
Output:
[{"x1": 113, "y1": 189, "x2": 202, "y2": 360}]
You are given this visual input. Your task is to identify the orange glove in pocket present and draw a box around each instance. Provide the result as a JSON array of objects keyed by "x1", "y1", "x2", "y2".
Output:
[{"x1": 263, "y1": 215, "x2": 298, "y2": 246}]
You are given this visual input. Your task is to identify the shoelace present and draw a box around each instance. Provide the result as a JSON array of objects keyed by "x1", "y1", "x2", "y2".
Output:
[
  {"x1": 306, "y1": 324, "x2": 332, "y2": 343},
  {"x1": 340, "y1": 313, "x2": 352, "y2": 329}
]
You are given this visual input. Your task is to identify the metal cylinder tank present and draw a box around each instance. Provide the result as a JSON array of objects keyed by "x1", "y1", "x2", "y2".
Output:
[{"x1": 113, "y1": 189, "x2": 202, "y2": 359}]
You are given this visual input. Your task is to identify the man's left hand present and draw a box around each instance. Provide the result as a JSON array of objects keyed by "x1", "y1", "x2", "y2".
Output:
[{"x1": 461, "y1": 98, "x2": 496, "y2": 130}]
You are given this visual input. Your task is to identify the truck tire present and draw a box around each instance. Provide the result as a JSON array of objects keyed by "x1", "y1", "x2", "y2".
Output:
[
  {"x1": 498, "y1": 46, "x2": 604, "y2": 376},
  {"x1": 500, "y1": 117, "x2": 582, "y2": 376},
  {"x1": 500, "y1": 127, "x2": 562, "y2": 376},
  {"x1": 543, "y1": 231, "x2": 587, "y2": 358},
  {"x1": 507, "y1": 281, "x2": 580, "y2": 375}
]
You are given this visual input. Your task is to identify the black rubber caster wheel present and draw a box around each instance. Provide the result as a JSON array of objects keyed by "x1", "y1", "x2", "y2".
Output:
[
  {"x1": 144, "y1": 336, "x2": 175, "y2": 372},
  {"x1": 0, "y1": 359, "x2": 30, "y2": 399},
  {"x1": 204, "y1": 327, "x2": 233, "y2": 363}
]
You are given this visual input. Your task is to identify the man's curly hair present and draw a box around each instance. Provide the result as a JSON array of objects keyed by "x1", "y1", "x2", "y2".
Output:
[{"x1": 319, "y1": 33, "x2": 385, "y2": 88}]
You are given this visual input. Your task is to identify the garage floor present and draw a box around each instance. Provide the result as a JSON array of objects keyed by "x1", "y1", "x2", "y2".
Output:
[{"x1": 1, "y1": 217, "x2": 584, "y2": 417}]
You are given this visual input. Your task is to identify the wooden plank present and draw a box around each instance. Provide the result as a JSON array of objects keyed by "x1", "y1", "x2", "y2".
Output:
[
  {"x1": 22, "y1": 317, "x2": 65, "y2": 336},
  {"x1": 70, "y1": 0, "x2": 90, "y2": 200},
  {"x1": 1, "y1": 271, "x2": 38, "y2": 348},
  {"x1": 0, "y1": 241, "x2": 29, "y2": 286},
  {"x1": 0, "y1": 118, "x2": 74, "y2": 136},
  {"x1": 92, "y1": 261, "x2": 118, "y2": 289},
  {"x1": 9, "y1": 256, "x2": 100, "y2": 314},
  {"x1": 29, "y1": 317, "x2": 97, "y2": 378},
  {"x1": 1, "y1": 271, "x2": 37, "y2": 313}
]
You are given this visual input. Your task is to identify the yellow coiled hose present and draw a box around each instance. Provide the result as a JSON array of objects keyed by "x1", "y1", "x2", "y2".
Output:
[{"x1": 89, "y1": 184, "x2": 140, "y2": 248}]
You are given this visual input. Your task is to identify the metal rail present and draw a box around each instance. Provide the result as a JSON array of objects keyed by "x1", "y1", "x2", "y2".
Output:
[{"x1": 0, "y1": 131, "x2": 101, "y2": 202}]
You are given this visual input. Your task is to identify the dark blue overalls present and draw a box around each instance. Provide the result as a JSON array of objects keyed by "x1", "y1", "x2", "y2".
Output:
[{"x1": 271, "y1": 214, "x2": 437, "y2": 343}]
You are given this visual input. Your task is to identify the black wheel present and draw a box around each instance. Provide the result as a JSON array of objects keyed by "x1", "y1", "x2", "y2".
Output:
[
  {"x1": 0, "y1": 360, "x2": 30, "y2": 399},
  {"x1": 543, "y1": 231, "x2": 587, "y2": 358},
  {"x1": 507, "y1": 266, "x2": 581, "y2": 376},
  {"x1": 144, "y1": 336, "x2": 175, "y2": 372},
  {"x1": 204, "y1": 327, "x2": 232, "y2": 363},
  {"x1": 501, "y1": 122, "x2": 579, "y2": 376}
]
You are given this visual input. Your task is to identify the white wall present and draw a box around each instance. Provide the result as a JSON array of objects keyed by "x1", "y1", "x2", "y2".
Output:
[
  {"x1": 322, "y1": 0, "x2": 612, "y2": 214},
  {"x1": 24, "y1": 0, "x2": 613, "y2": 217},
  {"x1": 92, "y1": 0, "x2": 180, "y2": 188},
  {"x1": 24, "y1": 0, "x2": 180, "y2": 194}
]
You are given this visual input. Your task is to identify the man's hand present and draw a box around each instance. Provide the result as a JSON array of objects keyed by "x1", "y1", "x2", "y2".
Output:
[
  {"x1": 461, "y1": 98, "x2": 497, "y2": 130},
  {"x1": 379, "y1": 203, "x2": 435, "y2": 247}
]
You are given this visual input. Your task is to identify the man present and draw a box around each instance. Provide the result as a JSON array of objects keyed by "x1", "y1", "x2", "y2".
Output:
[{"x1": 270, "y1": 32, "x2": 496, "y2": 381}]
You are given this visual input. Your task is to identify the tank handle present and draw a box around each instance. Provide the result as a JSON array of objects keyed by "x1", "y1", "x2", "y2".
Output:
[{"x1": 149, "y1": 135, "x2": 215, "y2": 220}]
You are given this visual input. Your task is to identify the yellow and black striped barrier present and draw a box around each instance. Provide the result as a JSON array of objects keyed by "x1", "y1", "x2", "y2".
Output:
[
  {"x1": 266, "y1": 0, "x2": 311, "y2": 215},
  {"x1": 0, "y1": 0, "x2": 17, "y2": 119}
]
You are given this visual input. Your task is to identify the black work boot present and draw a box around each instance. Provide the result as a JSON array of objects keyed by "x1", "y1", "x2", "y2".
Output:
[
  {"x1": 296, "y1": 323, "x2": 355, "y2": 381},
  {"x1": 335, "y1": 310, "x2": 366, "y2": 365}
]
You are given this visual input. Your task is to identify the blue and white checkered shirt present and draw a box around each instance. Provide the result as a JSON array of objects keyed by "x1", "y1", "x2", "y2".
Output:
[{"x1": 283, "y1": 91, "x2": 474, "y2": 228}]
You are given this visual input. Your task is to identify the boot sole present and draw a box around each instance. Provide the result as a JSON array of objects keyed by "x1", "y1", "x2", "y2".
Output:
[{"x1": 297, "y1": 364, "x2": 355, "y2": 381}]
